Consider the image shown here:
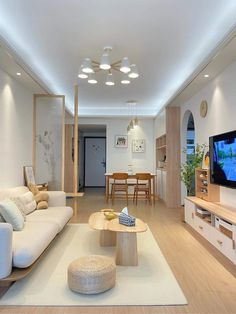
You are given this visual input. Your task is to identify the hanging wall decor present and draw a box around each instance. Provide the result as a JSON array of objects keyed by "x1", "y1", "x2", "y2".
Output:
[
  {"x1": 115, "y1": 135, "x2": 128, "y2": 148},
  {"x1": 132, "y1": 139, "x2": 145, "y2": 153}
]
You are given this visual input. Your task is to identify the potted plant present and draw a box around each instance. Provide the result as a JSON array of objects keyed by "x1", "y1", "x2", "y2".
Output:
[{"x1": 181, "y1": 143, "x2": 207, "y2": 196}]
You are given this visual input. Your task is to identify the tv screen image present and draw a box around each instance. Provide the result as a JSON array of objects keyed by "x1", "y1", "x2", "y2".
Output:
[
  {"x1": 213, "y1": 139, "x2": 236, "y2": 181},
  {"x1": 210, "y1": 130, "x2": 236, "y2": 188}
]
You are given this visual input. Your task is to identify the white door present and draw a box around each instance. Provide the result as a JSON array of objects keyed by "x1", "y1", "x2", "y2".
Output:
[{"x1": 84, "y1": 137, "x2": 106, "y2": 187}]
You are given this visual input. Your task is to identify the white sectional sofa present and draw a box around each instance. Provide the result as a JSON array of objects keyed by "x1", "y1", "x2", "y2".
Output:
[{"x1": 0, "y1": 186, "x2": 73, "y2": 279}]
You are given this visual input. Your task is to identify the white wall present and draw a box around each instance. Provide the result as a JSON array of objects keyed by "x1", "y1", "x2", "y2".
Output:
[
  {"x1": 0, "y1": 67, "x2": 33, "y2": 188},
  {"x1": 68, "y1": 117, "x2": 155, "y2": 174},
  {"x1": 180, "y1": 60, "x2": 236, "y2": 207},
  {"x1": 154, "y1": 109, "x2": 166, "y2": 139}
]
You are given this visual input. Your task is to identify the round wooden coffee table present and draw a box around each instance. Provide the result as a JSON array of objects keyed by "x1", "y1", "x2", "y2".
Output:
[{"x1": 88, "y1": 212, "x2": 117, "y2": 247}]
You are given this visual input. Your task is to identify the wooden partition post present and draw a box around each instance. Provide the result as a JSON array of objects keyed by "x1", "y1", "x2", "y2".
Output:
[{"x1": 73, "y1": 85, "x2": 79, "y2": 194}]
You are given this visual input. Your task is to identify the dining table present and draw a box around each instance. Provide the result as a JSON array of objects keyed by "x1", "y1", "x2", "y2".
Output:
[{"x1": 104, "y1": 172, "x2": 157, "y2": 204}]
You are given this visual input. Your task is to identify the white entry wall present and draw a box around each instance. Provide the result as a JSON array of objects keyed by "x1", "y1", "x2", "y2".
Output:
[{"x1": 65, "y1": 117, "x2": 155, "y2": 175}]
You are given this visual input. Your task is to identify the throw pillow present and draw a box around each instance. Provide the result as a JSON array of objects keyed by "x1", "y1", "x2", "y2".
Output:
[
  {"x1": 10, "y1": 197, "x2": 27, "y2": 221},
  {"x1": 13, "y1": 191, "x2": 37, "y2": 215},
  {"x1": 0, "y1": 198, "x2": 24, "y2": 231}
]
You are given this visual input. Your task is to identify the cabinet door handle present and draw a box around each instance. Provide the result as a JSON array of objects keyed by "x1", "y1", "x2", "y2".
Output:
[
  {"x1": 232, "y1": 240, "x2": 235, "y2": 250},
  {"x1": 191, "y1": 213, "x2": 194, "y2": 219},
  {"x1": 199, "y1": 226, "x2": 203, "y2": 230},
  {"x1": 217, "y1": 240, "x2": 223, "y2": 245}
]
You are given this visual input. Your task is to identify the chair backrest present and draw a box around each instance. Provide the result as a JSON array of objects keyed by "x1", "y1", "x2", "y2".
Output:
[
  {"x1": 135, "y1": 173, "x2": 151, "y2": 181},
  {"x1": 112, "y1": 172, "x2": 129, "y2": 180},
  {"x1": 112, "y1": 173, "x2": 128, "y2": 184}
]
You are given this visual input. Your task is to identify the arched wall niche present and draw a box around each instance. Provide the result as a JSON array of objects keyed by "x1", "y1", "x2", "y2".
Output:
[{"x1": 181, "y1": 109, "x2": 195, "y2": 203}]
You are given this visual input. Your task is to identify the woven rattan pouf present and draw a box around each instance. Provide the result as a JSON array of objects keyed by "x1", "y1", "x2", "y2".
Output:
[{"x1": 68, "y1": 255, "x2": 116, "y2": 294}]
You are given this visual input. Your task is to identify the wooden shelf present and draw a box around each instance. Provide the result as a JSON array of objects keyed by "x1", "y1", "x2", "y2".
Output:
[
  {"x1": 156, "y1": 134, "x2": 166, "y2": 169},
  {"x1": 186, "y1": 196, "x2": 236, "y2": 225},
  {"x1": 195, "y1": 168, "x2": 219, "y2": 202}
]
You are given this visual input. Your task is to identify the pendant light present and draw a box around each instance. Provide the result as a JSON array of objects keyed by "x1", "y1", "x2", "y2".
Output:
[
  {"x1": 120, "y1": 57, "x2": 131, "y2": 73},
  {"x1": 128, "y1": 64, "x2": 139, "y2": 78},
  {"x1": 105, "y1": 73, "x2": 115, "y2": 86},
  {"x1": 121, "y1": 74, "x2": 130, "y2": 84},
  {"x1": 88, "y1": 73, "x2": 97, "y2": 84},
  {"x1": 82, "y1": 58, "x2": 94, "y2": 73},
  {"x1": 100, "y1": 46, "x2": 112, "y2": 70},
  {"x1": 78, "y1": 66, "x2": 88, "y2": 79}
]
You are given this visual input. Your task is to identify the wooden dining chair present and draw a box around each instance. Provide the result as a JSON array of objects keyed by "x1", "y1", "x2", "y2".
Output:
[
  {"x1": 111, "y1": 173, "x2": 129, "y2": 205},
  {"x1": 133, "y1": 173, "x2": 152, "y2": 205}
]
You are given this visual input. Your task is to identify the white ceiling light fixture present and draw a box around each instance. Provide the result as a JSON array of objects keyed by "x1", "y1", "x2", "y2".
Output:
[
  {"x1": 120, "y1": 57, "x2": 131, "y2": 73},
  {"x1": 100, "y1": 46, "x2": 112, "y2": 70},
  {"x1": 88, "y1": 73, "x2": 97, "y2": 84},
  {"x1": 78, "y1": 66, "x2": 88, "y2": 79},
  {"x1": 128, "y1": 64, "x2": 139, "y2": 78},
  {"x1": 16, "y1": 72, "x2": 21, "y2": 76},
  {"x1": 78, "y1": 46, "x2": 138, "y2": 86},
  {"x1": 105, "y1": 72, "x2": 115, "y2": 86},
  {"x1": 82, "y1": 58, "x2": 94, "y2": 73},
  {"x1": 204, "y1": 74, "x2": 210, "y2": 78},
  {"x1": 121, "y1": 74, "x2": 130, "y2": 84}
]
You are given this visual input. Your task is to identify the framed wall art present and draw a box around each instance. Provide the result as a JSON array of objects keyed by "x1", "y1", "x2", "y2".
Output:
[
  {"x1": 132, "y1": 139, "x2": 145, "y2": 153},
  {"x1": 115, "y1": 135, "x2": 128, "y2": 148}
]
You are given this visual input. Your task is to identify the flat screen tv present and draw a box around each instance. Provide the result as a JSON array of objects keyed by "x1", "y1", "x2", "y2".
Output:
[{"x1": 210, "y1": 130, "x2": 236, "y2": 188}]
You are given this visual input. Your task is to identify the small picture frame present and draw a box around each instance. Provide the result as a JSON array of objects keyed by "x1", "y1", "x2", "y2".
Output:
[
  {"x1": 23, "y1": 166, "x2": 36, "y2": 186},
  {"x1": 132, "y1": 139, "x2": 145, "y2": 153},
  {"x1": 115, "y1": 135, "x2": 128, "y2": 148}
]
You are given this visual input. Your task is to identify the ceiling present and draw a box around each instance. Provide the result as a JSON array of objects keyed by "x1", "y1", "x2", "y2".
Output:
[{"x1": 0, "y1": 0, "x2": 236, "y2": 117}]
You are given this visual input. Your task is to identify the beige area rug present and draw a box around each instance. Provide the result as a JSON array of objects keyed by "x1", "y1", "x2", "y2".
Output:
[{"x1": 0, "y1": 224, "x2": 187, "y2": 306}]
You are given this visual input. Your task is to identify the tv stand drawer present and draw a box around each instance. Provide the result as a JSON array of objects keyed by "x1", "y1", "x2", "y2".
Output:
[{"x1": 211, "y1": 228, "x2": 236, "y2": 263}]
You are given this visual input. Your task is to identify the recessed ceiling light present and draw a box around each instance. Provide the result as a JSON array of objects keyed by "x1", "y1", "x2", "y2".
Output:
[
  {"x1": 16, "y1": 72, "x2": 21, "y2": 76},
  {"x1": 204, "y1": 74, "x2": 209, "y2": 78}
]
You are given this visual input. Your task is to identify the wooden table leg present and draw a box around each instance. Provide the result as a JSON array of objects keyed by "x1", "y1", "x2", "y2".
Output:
[
  {"x1": 116, "y1": 232, "x2": 138, "y2": 266},
  {"x1": 105, "y1": 176, "x2": 109, "y2": 203},
  {"x1": 152, "y1": 176, "x2": 156, "y2": 204},
  {"x1": 100, "y1": 230, "x2": 116, "y2": 247}
]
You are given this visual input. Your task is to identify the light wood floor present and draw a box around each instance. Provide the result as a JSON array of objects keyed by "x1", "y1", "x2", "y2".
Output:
[{"x1": 1, "y1": 188, "x2": 236, "y2": 314}]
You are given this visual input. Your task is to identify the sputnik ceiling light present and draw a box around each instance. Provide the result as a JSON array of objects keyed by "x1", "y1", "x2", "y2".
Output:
[
  {"x1": 78, "y1": 46, "x2": 139, "y2": 86},
  {"x1": 126, "y1": 100, "x2": 139, "y2": 133}
]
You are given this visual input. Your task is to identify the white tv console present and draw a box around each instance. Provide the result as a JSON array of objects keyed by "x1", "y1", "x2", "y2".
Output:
[{"x1": 185, "y1": 196, "x2": 236, "y2": 264}]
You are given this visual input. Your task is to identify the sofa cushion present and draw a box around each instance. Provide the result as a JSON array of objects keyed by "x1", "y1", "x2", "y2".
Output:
[
  {"x1": 0, "y1": 199, "x2": 25, "y2": 231},
  {"x1": 0, "y1": 186, "x2": 29, "y2": 200},
  {"x1": 12, "y1": 221, "x2": 58, "y2": 268},
  {"x1": 10, "y1": 197, "x2": 27, "y2": 221},
  {"x1": 27, "y1": 206, "x2": 73, "y2": 232},
  {"x1": 14, "y1": 191, "x2": 36, "y2": 215}
]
